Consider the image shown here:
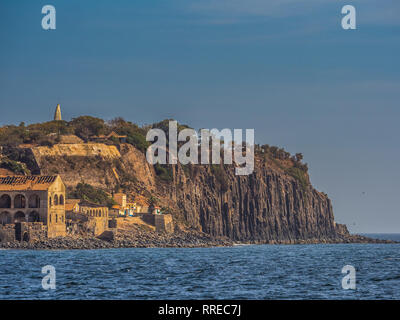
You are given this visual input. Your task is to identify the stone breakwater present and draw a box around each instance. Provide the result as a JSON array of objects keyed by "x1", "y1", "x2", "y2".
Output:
[
  {"x1": 0, "y1": 230, "x2": 234, "y2": 250},
  {"x1": 0, "y1": 230, "x2": 395, "y2": 250}
]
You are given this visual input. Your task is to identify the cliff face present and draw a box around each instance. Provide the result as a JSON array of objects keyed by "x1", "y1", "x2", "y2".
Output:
[
  {"x1": 14, "y1": 143, "x2": 349, "y2": 242},
  {"x1": 31, "y1": 143, "x2": 121, "y2": 162},
  {"x1": 163, "y1": 160, "x2": 347, "y2": 242}
]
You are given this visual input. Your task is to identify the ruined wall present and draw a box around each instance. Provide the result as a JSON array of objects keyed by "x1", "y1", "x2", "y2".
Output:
[
  {"x1": 20, "y1": 222, "x2": 47, "y2": 242},
  {"x1": 87, "y1": 217, "x2": 109, "y2": 236},
  {"x1": 0, "y1": 225, "x2": 15, "y2": 242},
  {"x1": 141, "y1": 213, "x2": 155, "y2": 225},
  {"x1": 66, "y1": 214, "x2": 108, "y2": 236},
  {"x1": 140, "y1": 214, "x2": 174, "y2": 233},
  {"x1": 155, "y1": 214, "x2": 174, "y2": 233},
  {"x1": 0, "y1": 222, "x2": 47, "y2": 243}
]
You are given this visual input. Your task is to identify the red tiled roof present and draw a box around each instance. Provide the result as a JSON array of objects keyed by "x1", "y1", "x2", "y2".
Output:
[{"x1": 0, "y1": 175, "x2": 58, "y2": 191}]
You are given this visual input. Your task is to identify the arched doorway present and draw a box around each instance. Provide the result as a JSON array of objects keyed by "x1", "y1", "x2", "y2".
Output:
[
  {"x1": 14, "y1": 211, "x2": 26, "y2": 223},
  {"x1": 28, "y1": 194, "x2": 40, "y2": 208},
  {"x1": 22, "y1": 232, "x2": 30, "y2": 242},
  {"x1": 0, "y1": 194, "x2": 11, "y2": 208},
  {"x1": 0, "y1": 211, "x2": 11, "y2": 224},
  {"x1": 14, "y1": 194, "x2": 26, "y2": 209},
  {"x1": 28, "y1": 211, "x2": 40, "y2": 222}
]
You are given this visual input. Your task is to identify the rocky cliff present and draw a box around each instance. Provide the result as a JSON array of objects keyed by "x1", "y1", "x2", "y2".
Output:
[
  {"x1": 4, "y1": 142, "x2": 353, "y2": 243},
  {"x1": 162, "y1": 157, "x2": 349, "y2": 243}
]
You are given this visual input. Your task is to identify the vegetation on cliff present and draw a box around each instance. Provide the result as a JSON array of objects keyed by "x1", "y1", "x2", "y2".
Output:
[
  {"x1": 67, "y1": 183, "x2": 116, "y2": 208},
  {"x1": 0, "y1": 116, "x2": 313, "y2": 191},
  {"x1": 0, "y1": 157, "x2": 31, "y2": 175},
  {"x1": 0, "y1": 116, "x2": 149, "y2": 152}
]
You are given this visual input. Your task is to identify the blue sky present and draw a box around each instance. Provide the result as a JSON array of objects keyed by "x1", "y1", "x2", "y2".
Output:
[{"x1": 0, "y1": 0, "x2": 399, "y2": 232}]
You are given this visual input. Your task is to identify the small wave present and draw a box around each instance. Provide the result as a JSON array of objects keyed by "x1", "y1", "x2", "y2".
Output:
[{"x1": 371, "y1": 274, "x2": 400, "y2": 282}]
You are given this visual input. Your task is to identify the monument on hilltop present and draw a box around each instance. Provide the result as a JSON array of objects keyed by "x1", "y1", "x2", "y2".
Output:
[{"x1": 54, "y1": 104, "x2": 62, "y2": 121}]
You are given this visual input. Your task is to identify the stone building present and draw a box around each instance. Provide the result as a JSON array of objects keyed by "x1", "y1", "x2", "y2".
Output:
[
  {"x1": 65, "y1": 199, "x2": 80, "y2": 213},
  {"x1": 113, "y1": 193, "x2": 126, "y2": 208},
  {"x1": 0, "y1": 175, "x2": 66, "y2": 238},
  {"x1": 66, "y1": 200, "x2": 109, "y2": 236}
]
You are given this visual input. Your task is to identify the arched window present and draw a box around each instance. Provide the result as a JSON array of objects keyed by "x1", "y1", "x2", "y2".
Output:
[
  {"x1": 0, "y1": 211, "x2": 11, "y2": 224},
  {"x1": 14, "y1": 211, "x2": 26, "y2": 223},
  {"x1": 29, "y1": 194, "x2": 40, "y2": 208},
  {"x1": 54, "y1": 195, "x2": 58, "y2": 206},
  {"x1": 0, "y1": 194, "x2": 11, "y2": 208},
  {"x1": 28, "y1": 211, "x2": 40, "y2": 222},
  {"x1": 49, "y1": 196, "x2": 52, "y2": 206},
  {"x1": 14, "y1": 194, "x2": 26, "y2": 209},
  {"x1": 59, "y1": 195, "x2": 64, "y2": 205},
  {"x1": 55, "y1": 214, "x2": 58, "y2": 223}
]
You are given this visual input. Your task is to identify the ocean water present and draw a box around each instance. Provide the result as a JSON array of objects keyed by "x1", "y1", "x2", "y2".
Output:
[
  {"x1": 0, "y1": 241, "x2": 399, "y2": 300},
  {"x1": 362, "y1": 233, "x2": 400, "y2": 242}
]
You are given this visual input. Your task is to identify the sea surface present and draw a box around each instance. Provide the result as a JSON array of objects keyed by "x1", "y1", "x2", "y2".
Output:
[{"x1": 0, "y1": 235, "x2": 399, "y2": 300}]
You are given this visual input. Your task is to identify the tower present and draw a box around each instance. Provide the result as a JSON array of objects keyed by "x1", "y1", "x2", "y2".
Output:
[{"x1": 54, "y1": 104, "x2": 62, "y2": 121}]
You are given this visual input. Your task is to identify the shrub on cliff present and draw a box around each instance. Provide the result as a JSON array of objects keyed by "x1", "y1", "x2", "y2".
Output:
[
  {"x1": 150, "y1": 119, "x2": 191, "y2": 147},
  {"x1": 154, "y1": 163, "x2": 173, "y2": 182},
  {"x1": 0, "y1": 158, "x2": 31, "y2": 175},
  {"x1": 68, "y1": 183, "x2": 116, "y2": 208},
  {"x1": 0, "y1": 121, "x2": 72, "y2": 146},
  {"x1": 285, "y1": 167, "x2": 309, "y2": 192},
  {"x1": 109, "y1": 117, "x2": 150, "y2": 152},
  {"x1": 70, "y1": 116, "x2": 106, "y2": 141},
  {"x1": 0, "y1": 124, "x2": 26, "y2": 146},
  {"x1": 28, "y1": 120, "x2": 72, "y2": 136}
]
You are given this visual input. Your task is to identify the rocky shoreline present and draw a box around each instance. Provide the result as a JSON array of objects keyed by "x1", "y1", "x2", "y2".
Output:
[
  {"x1": 0, "y1": 229, "x2": 234, "y2": 250},
  {"x1": 0, "y1": 229, "x2": 396, "y2": 250}
]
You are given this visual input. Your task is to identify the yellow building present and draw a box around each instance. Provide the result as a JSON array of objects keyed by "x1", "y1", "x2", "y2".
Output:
[
  {"x1": 65, "y1": 199, "x2": 80, "y2": 213},
  {"x1": 77, "y1": 200, "x2": 109, "y2": 236},
  {"x1": 113, "y1": 193, "x2": 126, "y2": 208},
  {"x1": 0, "y1": 175, "x2": 66, "y2": 238}
]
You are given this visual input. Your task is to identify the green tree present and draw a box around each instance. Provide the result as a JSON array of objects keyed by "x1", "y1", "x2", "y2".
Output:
[{"x1": 70, "y1": 116, "x2": 106, "y2": 141}]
